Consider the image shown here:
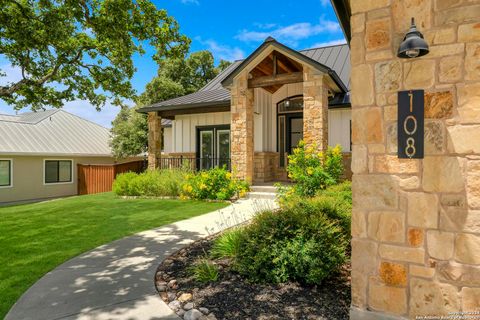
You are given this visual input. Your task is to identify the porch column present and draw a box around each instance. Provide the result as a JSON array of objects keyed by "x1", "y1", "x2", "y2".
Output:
[
  {"x1": 303, "y1": 66, "x2": 329, "y2": 151},
  {"x1": 147, "y1": 111, "x2": 162, "y2": 170},
  {"x1": 230, "y1": 71, "x2": 254, "y2": 183}
]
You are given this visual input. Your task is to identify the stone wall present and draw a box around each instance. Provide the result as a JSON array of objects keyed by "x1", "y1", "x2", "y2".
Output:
[
  {"x1": 303, "y1": 66, "x2": 329, "y2": 151},
  {"x1": 230, "y1": 71, "x2": 254, "y2": 183},
  {"x1": 253, "y1": 152, "x2": 280, "y2": 183},
  {"x1": 147, "y1": 112, "x2": 162, "y2": 170},
  {"x1": 350, "y1": 1, "x2": 480, "y2": 319}
]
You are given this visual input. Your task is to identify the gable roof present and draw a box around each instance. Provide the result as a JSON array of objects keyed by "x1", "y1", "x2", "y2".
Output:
[
  {"x1": 138, "y1": 40, "x2": 350, "y2": 113},
  {"x1": 0, "y1": 110, "x2": 113, "y2": 156},
  {"x1": 221, "y1": 37, "x2": 348, "y2": 92}
]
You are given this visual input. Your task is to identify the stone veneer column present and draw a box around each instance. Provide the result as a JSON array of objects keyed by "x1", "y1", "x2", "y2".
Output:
[
  {"x1": 349, "y1": 0, "x2": 480, "y2": 319},
  {"x1": 147, "y1": 111, "x2": 162, "y2": 170},
  {"x1": 303, "y1": 66, "x2": 328, "y2": 151},
  {"x1": 230, "y1": 71, "x2": 254, "y2": 183}
]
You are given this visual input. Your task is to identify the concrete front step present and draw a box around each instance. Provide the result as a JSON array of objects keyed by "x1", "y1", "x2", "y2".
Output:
[
  {"x1": 247, "y1": 191, "x2": 277, "y2": 200},
  {"x1": 250, "y1": 185, "x2": 278, "y2": 193}
]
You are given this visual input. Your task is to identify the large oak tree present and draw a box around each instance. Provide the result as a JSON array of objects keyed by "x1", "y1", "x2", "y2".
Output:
[{"x1": 0, "y1": 0, "x2": 190, "y2": 110}]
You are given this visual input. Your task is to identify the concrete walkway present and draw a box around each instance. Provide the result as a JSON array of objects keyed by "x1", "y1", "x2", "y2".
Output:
[{"x1": 6, "y1": 199, "x2": 277, "y2": 320}]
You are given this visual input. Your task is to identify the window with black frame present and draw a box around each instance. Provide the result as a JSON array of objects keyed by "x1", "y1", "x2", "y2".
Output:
[
  {"x1": 0, "y1": 160, "x2": 12, "y2": 187},
  {"x1": 44, "y1": 160, "x2": 72, "y2": 184}
]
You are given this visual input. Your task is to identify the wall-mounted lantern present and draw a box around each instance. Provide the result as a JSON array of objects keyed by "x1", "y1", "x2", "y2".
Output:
[{"x1": 397, "y1": 18, "x2": 429, "y2": 59}]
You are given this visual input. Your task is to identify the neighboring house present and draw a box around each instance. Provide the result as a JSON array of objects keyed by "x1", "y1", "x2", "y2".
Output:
[
  {"x1": 139, "y1": 37, "x2": 352, "y2": 183},
  {"x1": 0, "y1": 109, "x2": 129, "y2": 203}
]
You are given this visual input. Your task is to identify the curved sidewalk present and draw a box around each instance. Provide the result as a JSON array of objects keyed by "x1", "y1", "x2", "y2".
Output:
[{"x1": 6, "y1": 198, "x2": 277, "y2": 320}]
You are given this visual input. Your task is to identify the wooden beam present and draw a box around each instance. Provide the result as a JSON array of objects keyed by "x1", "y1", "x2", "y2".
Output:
[
  {"x1": 273, "y1": 54, "x2": 277, "y2": 76},
  {"x1": 248, "y1": 72, "x2": 303, "y2": 88}
]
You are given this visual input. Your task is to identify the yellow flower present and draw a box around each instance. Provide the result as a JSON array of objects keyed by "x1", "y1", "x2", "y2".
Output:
[
  {"x1": 307, "y1": 167, "x2": 313, "y2": 175},
  {"x1": 226, "y1": 172, "x2": 232, "y2": 179},
  {"x1": 200, "y1": 183, "x2": 207, "y2": 190}
]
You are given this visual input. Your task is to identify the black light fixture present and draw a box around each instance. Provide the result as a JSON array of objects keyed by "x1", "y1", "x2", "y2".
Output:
[{"x1": 397, "y1": 18, "x2": 429, "y2": 59}]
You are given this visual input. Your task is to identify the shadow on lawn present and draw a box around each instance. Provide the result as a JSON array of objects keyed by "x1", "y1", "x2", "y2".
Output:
[
  {"x1": 6, "y1": 223, "x2": 202, "y2": 320},
  {"x1": 6, "y1": 199, "x2": 274, "y2": 320}
]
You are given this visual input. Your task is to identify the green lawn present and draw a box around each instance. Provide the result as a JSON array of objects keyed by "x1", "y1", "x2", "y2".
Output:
[{"x1": 0, "y1": 193, "x2": 228, "y2": 318}]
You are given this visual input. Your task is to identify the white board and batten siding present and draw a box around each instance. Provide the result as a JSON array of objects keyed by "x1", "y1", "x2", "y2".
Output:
[
  {"x1": 163, "y1": 83, "x2": 351, "y2": 154},
  {"x1": 328, "y1": 108, "x2": 351, "y2": 152},
  {"x1": 169, "y1": 112, "x2": 230, "y2": 153}
]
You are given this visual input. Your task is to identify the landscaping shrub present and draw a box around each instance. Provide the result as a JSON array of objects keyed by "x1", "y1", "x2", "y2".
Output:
[
  {"x1": 181, "y1": 167, "x2": 249, "y2": 200},
  {"x1": 210, "y1": 183, "x2": 352, "y2": 285},
  {"x1": 280, "y1": 181, "x2": 352, "y2": 238},
  {"x1": 233, "y1": 206, "x2": 348, "y2": 284},
  {"x1": 211, "y1": 227, "x2": 245, "y2": 260},
  {"x1": 285, "y1": 141, "x2": 344, "y2": 197},
  {"x1": 112, "y1": 169, "x2": 187, "y2": 197},
  {"x1": 190, "y1": 258, "x2": 219, "y2": 283}
]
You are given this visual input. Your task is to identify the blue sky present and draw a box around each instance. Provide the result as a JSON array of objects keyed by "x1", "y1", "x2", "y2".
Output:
[{"x1": 0, "y1": 0, "x2": 344, "y2": 128}]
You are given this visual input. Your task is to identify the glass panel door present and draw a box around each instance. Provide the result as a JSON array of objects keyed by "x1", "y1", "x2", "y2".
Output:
[
  {"x1": 200, "y1": 130, "x2": 214, "y2": 170},
  {"x1": 216, "y1": 130, "x2": 230, "y2": 169},
  {"x1": 290, "y1": 118, "x2": 303, "y2": 153}
]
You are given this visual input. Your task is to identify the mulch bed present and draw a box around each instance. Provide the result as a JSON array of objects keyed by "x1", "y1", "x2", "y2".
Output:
[{"x1": 155, "y1": 235, "x2": 351, "y2": 320}]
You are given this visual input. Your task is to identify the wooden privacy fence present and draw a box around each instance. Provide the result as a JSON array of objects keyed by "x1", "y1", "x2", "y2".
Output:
[{"x1": 77, "y1": 160, "x2": 146, "y2": 195}]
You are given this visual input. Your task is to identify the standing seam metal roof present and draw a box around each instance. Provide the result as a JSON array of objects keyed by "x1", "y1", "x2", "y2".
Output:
[
  {"x1": 138, "y1": 43, "x2": 350, "y2": 113},
  {"x1": 0, "y1": 110, "x2": 113, "y2": 156}
]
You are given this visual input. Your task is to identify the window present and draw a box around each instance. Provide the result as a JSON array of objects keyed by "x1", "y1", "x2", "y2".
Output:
[
  {"x1": 196, "y1": 125, "x2": 231, "y2": 170},
  {"x1": 0, "y1": 159, "x2": 12, "y2": 187},
  {"x1": 44, "y1": 160, "x2": 73, "y2": 184},
  {"x1": 278, "y1": 96, "x2": 303, "y2": 113}
]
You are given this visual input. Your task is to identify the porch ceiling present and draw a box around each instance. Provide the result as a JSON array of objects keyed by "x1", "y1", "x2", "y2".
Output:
[{"x1": 248, "y1": 50, "x2": 304, "y2": 93}]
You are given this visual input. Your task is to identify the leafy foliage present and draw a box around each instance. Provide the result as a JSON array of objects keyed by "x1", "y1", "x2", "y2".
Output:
[
  {"x1": 209, "y1": 183, "x2": 351, "y2": 285},
  {"x1": 0, "y1": 0, "x2": 189, "y2": 110},
  {"x1": 110, "y1": 106, "x2": 148, "y2": 159},
  {"x1": 211, "y1": 227, "x2": 245, "y2": 260},
  {"x1": 181, "y1": 167, "x2": 249, "y2": 201},
  {"x1": 285, "y1": 141, "x2": 344, "y2": 197},
  {"x1": 112, "y1": 169, "x2": 188, "y2": 197},
  {"x1": 190, "y1": 258, "x2": 219, "y2": 283}
]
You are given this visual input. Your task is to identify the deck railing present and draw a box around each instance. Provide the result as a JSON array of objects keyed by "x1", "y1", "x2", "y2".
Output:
[{"x1": 159, "y1": 157, "x2": 231, "y2": 171}]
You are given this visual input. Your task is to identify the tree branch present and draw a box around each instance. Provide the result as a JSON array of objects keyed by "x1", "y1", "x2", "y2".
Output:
[{"x1": 0, "y1": 47, "x2": 90, "y2": 98}]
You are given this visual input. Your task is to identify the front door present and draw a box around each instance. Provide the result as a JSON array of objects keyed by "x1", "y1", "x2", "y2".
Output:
[
  {"x1": 278, "y1": 114, "x2": 303, "y2": 167},
  {"x1": 289, "y1": 117, "x2": 303, "y2": 154}
]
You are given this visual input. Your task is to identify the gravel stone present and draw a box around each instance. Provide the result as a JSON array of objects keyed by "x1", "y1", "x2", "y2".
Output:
[
  {"x1": 184, "y1": 309, "x2": 203, "y2": 320},
  {"x1": 167, "y1": 300, "x2": 181, "y2": 312},
  {"x1": 199, "y1": 307, "x2": 209, "y2": 314},
  {"x1": 183, "y1": 302, "x2": 194, "y2": 310}
]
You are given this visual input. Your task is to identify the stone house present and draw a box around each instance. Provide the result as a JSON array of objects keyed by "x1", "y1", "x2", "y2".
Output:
[
  {"x1": 330, "y1": 0, "x2": 480, "y2": 319},
  {"x1": 139, "y1": 37, "x2": 352, "y2": 183}
]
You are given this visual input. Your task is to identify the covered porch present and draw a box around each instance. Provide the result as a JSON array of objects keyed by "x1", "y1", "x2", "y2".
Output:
[{"x1": 142, "y1": 38, "x2": 351, "y2": 184}]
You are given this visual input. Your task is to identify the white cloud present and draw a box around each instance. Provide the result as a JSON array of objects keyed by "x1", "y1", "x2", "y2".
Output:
[
  {"x1": 236, "y1": 20, "x2": 341, "y2": 47},
  {"x1": 320, "y1": 0, "x2": 331, "y2": 6},
  {"x1": 311, "y1": 38, "x2": 347, "y2": 48},
  {"x1": 196, "y1": 38, "x2": 245, "y2": 61}
]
